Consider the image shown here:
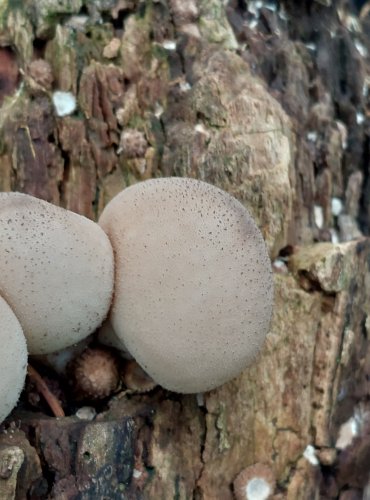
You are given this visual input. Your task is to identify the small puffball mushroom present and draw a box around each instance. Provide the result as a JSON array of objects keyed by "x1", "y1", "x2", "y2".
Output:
[
  {"x1": 121, "y1": 360, "x2": 156, "y2": 393},
  {"x1": 69, "y1": 347, "x2": 120, "y2": 400},
  {"x1": 99, "y1": 178, "x2": 273, "y2": 393},
  {"x1": 0, "y1": 295, "x2": 27, "y2": 423},
  {"x1": 233, "y1": 464, "x2": 275, "y2": 500},
  {"x1": 0, "y1": 192, "x2": 114, "y2": 355}
]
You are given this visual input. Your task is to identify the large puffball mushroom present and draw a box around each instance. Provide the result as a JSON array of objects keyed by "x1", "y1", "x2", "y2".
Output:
[
  {"x1": 99, "y1": 178, "x2": 273, "y2": 393},
  {"x1": 0, "y1": 193, "x2": 114, "y2": 355},
  {"x1": 0, "y1": 295, "x2": 27, "y2": 423}
]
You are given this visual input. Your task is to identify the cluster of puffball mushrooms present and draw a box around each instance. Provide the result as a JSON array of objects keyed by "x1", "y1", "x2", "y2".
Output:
[{"x1": 0, "y1": 177, "x2": 273, "y2": 423}]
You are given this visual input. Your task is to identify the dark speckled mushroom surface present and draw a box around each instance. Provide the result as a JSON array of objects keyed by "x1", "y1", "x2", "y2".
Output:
[
  {"x1": 99, "y1": 178, "x2": 273, "y2": 393},
  {"x1": 0, "y1": 192, "x2": 114, "y2": 355},
  {"x1": 0, "y1": 295, "x2": 27, "y2": 423}
]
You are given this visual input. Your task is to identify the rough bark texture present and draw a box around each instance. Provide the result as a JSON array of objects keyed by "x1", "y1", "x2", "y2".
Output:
[{"x1": 1, "y1": 0, "x2": 370, "y2": 498}]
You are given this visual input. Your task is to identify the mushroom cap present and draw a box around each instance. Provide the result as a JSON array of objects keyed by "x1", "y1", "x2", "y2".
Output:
[
  {"x1": 99, "y1": 178, "x2": 273, "y2": 393},
  {"x1": 0, "y1": 295, "x2": 27, "y2": 423},
  {"x1": 122, "y1": 360, "x2": 156, "y2": 393},
  {"x1": 69, "y1": 347, "x2": 120, "y2": 400},
  {"x1": 0, "y1": 192, "x2": 114, "y2": 354}
]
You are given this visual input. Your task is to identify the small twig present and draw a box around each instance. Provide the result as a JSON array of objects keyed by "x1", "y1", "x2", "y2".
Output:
[{"x1": 27, "y1": 364, "x2": 65, "y2": 418}]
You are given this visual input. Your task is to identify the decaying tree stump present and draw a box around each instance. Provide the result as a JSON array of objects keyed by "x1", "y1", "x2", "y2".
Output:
[{"x1": 1, "y1": 0, "x2": 370, "y2": 498}]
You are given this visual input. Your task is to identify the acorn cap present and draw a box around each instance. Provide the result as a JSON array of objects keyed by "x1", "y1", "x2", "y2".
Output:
[
  {"x1": 0, "y1": 192, "x2": 114, "y2": 354},
  {"x1": 99, "y1": 178, "x2": 273, "y2": 393}
]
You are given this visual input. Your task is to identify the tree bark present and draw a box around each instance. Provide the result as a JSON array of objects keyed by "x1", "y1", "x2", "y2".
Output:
[{"x1": 0, "y1": 0, "x2": 370, "y2": 498}]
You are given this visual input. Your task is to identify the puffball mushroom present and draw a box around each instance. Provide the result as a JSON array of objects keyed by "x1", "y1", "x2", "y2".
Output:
[
  {"x1": 0, "y1": 295, "x2": 27, "y2": 423},
  {"x1": 99, "y1": 178, "x2": 273, "y2": 393},
  {"x1": 69, "y1": 347, "x2": 120, "y2": 400},
  {"x1": 0, "y1": 192, "x2": 114, "y2": 354},
  {"x1": 233, "y1": 463, "x2": 276, "y2": 500}
]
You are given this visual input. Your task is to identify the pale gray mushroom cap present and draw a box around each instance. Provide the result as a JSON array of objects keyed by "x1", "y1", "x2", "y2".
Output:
[
  {"x1": 0, "y1": 295, "x2": 27, "y2": 423},
  {"x1": 99, "y1": 178, "x2": 273, "y2": 393},
  {"x1": 0, "y1": 193, "x2": 114, "y2": 355}
]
